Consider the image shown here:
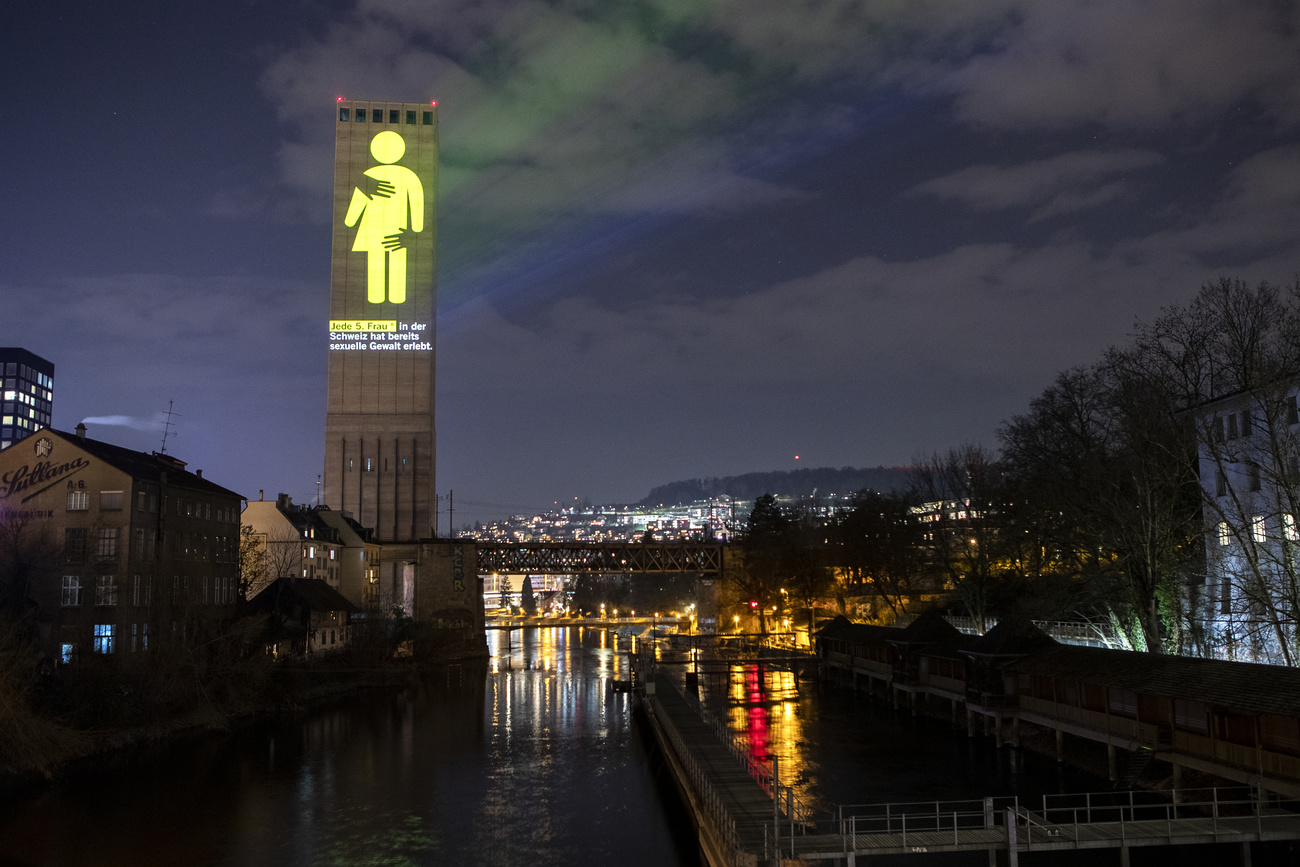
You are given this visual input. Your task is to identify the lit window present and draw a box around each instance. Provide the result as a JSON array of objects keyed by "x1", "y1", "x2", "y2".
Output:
[
  {"x1": 1218, "y1": 522, "x2": 1231, "y2": 546},
  {"x1": 1252, "y1": 515, "x2": 1267, "y2": 544},
  {"x1": 67, "y1": 490, "x2": 89, "y2": 511},
  {"x1": 61, "y1": 576, "x2": 82, "y2": 606},
  {"x1": 93, "y1": 624, "x2": 115, "y2": 654},
  {"x1": 1287, "y1": 514, "x2": 1299, "y2": 542}
]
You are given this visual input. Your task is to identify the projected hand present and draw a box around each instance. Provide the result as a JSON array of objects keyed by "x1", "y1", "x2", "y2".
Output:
[
  {"x1": 383, "y1": 228, "x2": 406, "y2": 251},
  {"x1": 372, "y1": 179, "x2": 397, "y2": 199}
]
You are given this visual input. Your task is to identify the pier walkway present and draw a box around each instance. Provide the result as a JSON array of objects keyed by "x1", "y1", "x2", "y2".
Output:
[{"x1": 640, "y1": 669, "x2": 811, "y2": 867}]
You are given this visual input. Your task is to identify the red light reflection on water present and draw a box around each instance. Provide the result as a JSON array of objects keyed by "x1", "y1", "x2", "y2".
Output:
[{"x1": 745, "y1": 666, "x2": 770, "y2": 761}]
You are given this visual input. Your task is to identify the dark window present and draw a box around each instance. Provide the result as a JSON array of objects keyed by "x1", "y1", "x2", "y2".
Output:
[
  {"x1": 422, "y1": 111, "x2": 432, "y2": 125},
  {"x1": 1249, "y1": 462, "x2": 1262, "y2": 491},
  {"x1": 1228, "y1": 414, "x2": 1239, "y2": 439},
  {"x1": 389, "y1": 109, "x2": 399, "y2": 123},
  {"x1": 1290, "y1": 396, "x2": 1299, "y2": 426},
  {"x1": 64, "y1": 527, "x2": 87, "y2": 561},
  {"x1": 372, "y1": 108, "x2": 383, "y2": 122},
  {"x1": 97, "y1": 527, "x2": 119, "y2": 559},
  {"x1": 406, "y1": 110, "x2": 416, "y2": 124},
  {"x1": 1241, "y1": 410, "x2": 1252, "y2": 437},
  {"x1": 1214, "y1": 416, "x2": 1225, "y2": 442},
  {"x1": 1215, "y1": 470, "x2": 1227, "y2": 496},
  {"x1": 100, "y1": 490, "x2": 123, "y2": 511},
  {"x1": 355, "y1": 109, "x2": 365, "y2": 122},
  {"x1": 339, "y1": 107, "x2": 350, "y2": 122}
]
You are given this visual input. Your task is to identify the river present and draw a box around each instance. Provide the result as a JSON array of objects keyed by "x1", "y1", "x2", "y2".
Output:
[{"x1": 0, "y1": 626, "x2": 1291, "y2": 865}]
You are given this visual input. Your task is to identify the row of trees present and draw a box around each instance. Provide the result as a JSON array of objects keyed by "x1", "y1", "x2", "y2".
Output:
[{"x1": 733, "y1": 278, "x2": 1300, "y2": 662}]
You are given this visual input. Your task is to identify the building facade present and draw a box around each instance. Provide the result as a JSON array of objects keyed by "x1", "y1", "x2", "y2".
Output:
[
  {"x1": 0, "y1": 425, "x2": 242, "y2": 663},
  {"x1": 0, "y1": 347, "x2": 54, "y2": 451},
  {"x1": 240, "y1": 494, "x2": 344, "y2": 600},
  {"x1": 323, "y1": 99, "x2": 438, "y2": 545},
  {"x1": 1194, "y1": 385, "x2": 1300, "y2": 664}
]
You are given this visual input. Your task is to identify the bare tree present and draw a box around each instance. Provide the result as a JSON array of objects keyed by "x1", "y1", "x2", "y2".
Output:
[
  {"x1": 1134, "y1": 278, "x2": 1300, "y2": 663},
  {"x1": 237, "y1": 525, "x2": 267, "y2": 604},
  {"x1": 910, "y1": 445, "x2": 1011, "y2": 632},
  {"x1": 832, "y1": 490, "x2": 925, "y2": 622},
  {"x1": 1000, "y1": 355, "x2": 1201, "y2": 653}
]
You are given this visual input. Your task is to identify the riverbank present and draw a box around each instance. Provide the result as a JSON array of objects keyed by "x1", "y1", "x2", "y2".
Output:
[{"x1": 0, "y1": 640, "x2": 488, "y2": 785}]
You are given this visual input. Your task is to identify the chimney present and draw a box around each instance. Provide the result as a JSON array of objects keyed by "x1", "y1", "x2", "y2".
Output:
[
  {"x1": 75, "y1": 422, "x2": 87, "y2": 439},
  {"x1": 196, "y1": 469, "x2": 203, "y2": 479},
  {"x1": 259, "y1": 489, "x2": 264, "y2": 501}
]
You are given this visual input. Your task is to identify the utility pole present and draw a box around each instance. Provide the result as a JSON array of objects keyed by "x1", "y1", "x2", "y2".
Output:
[{"x1": 448, "y1": 489, "x2": 454, "y2": 539}]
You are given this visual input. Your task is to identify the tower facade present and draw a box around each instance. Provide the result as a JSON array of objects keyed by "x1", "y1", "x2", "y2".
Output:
[{"x1": 324, "y1": 100, "x2": 438, "y2": 542}]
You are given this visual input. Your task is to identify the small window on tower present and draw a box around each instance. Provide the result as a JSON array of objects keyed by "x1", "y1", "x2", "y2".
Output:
[
  {"x1": 389, "y1": 109, "x2": 399, "y2": 123},
  {"x1": 339, "y1": 107, "x2": 350, "y2": 122},
  {"x1": 355, "y1": 109, "x2": 365, "y2": 122},
  {"x1": 422, "y1": 111, "x2": 432, "y2": 125},
  {"x1": 406, "y1": 110, "x2": 416, "y2": 124},
  {"x1": 372, "y1": 108, "x2": 383, "y2": 122}
]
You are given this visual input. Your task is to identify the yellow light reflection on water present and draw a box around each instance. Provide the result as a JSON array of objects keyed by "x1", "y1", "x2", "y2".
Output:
[{"x1": 710, "y1": 662, "x2": 810, "y2": 807}]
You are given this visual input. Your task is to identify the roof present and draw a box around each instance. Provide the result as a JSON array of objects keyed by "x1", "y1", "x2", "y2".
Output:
[
  {"x1": 1008, "y1": 644, "x2": 1300, "y2": 717},
  {"x1": 249, "y1": 577, "x2": 358, "y2": 614},
  {"x1": 47, "y1": 428, "x2": 243, "y2": 499},
  {"x1": 817, "y1": 615, "x2": 905, "y2": 644},
  {"x1": 965, "y1": 615, "x2": 1058, "y2": 657}
]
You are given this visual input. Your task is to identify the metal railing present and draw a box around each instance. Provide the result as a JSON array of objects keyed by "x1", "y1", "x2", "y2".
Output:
[
  {"x1": 826, "y1": 787, "x2": 1300, "y2": 856},
  {"x1": 645, "y1": 684, "x2": 746, "y2": 867}
]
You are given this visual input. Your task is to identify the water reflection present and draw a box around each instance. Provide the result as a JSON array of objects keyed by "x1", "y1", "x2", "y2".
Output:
[{"x1": 0, "y1": 627, "x2": 699, "y2": 867}]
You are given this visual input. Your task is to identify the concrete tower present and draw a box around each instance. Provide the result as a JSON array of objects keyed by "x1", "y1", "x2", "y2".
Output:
[{"x1": 324, "y1": 99, "x2": 438, "y2": 542}]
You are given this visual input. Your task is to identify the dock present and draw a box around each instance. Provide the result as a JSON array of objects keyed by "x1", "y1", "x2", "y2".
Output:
[{"x1": 638, "y1": 656, "x2": 1300, "y2": 866}]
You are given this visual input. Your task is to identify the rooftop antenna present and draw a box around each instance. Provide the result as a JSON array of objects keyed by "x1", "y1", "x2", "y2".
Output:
[
  {"x1": 316, "y1": 474, "x2": 322, "y2": 507},
  {"x1": 160, "y1": 401, "x2": 180, "y2": 454}
]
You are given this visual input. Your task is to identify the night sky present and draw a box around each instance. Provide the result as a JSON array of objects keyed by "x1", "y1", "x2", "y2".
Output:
[{"x1": 5, "y1": 0, "x2": 1299, "y2": 528}]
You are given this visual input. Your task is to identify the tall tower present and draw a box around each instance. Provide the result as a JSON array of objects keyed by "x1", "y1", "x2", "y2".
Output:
[{"x1": 324, "y1": 99, "x2": 438, "y2": 542}]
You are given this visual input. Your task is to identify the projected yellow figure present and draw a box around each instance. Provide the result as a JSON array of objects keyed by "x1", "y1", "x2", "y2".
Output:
[{"x1": 345, "y1": 131, "x2": 425, "y2": 304}]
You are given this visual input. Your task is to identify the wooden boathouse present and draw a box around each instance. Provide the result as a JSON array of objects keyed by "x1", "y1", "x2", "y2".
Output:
[{"x1": 818, "y1": 612, "x2": 1300, "y2": 798}]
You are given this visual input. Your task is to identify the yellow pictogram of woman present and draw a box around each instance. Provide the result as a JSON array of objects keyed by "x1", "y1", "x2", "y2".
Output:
[{"x1": 345, "y1": 131, "x2": 424, "y2": 304}]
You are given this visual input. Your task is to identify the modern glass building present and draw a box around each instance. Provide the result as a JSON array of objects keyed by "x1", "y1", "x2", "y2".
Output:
[{"x1": 0, "y1": 347, "x2": 54, "y2": 450}]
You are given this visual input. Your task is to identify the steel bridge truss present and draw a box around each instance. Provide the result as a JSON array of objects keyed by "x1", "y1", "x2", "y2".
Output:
[{"x1": 475, "y1": 542, "x2": 724, "y2": 576}]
